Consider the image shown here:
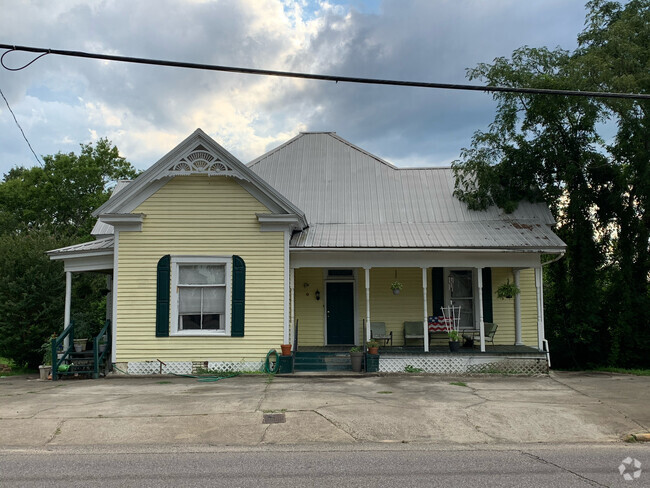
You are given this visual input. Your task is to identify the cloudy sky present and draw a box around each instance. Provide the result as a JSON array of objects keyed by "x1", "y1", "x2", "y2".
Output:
[{"x1": 0, "y1": 0, "x2": 590, "y2": 174}]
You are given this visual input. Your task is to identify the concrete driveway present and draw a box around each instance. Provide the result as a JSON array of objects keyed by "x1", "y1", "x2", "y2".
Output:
[{"x1": 0, "y1": 371, "x2": 647, "y2": 448}]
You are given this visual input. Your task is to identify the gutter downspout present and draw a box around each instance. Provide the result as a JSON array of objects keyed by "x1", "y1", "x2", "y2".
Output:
[{"x1": 539, "y1": 252, "x2": 565, "y2": 367}]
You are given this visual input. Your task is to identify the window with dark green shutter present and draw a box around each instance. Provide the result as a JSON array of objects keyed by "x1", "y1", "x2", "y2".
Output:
[
  {"x1": 231, "y1": 255, "x2": 245, "y2": 337},
  {"x1": 156, "y1": 255, "x2": 171, "y2": 337},
  {"x1": 432, "y1": 267, "x2": 444, "y2": 317},
  {"x1": 482, "y1": 268, "x2": 493, "y2": 323}
]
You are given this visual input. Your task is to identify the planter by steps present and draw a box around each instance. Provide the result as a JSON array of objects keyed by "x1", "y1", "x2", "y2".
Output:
[
  {"x1": 350, "y1": 351, "x2": 364, "y2": 372},
  {"x1": 39, "y1": 365, "x2": 52, "y2": 381}
]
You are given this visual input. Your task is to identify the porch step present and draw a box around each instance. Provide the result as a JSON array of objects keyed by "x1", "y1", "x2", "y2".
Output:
[{"x1": 294, "y1": 351, "x2": 353, "y2": 372}]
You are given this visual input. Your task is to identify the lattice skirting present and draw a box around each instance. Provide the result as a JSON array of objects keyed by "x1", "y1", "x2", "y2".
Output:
[
  {"x1": 124, "y1": 360, "x2": 265, "y2": 375},
  {"x1": 379, "y1": 355, "x2": 548, "y2": 375},
  {"x1": 127, "y1": 361, "x2": 193, "y2": 375}
]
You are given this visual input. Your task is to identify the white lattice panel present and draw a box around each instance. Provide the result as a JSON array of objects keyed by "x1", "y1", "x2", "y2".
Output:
[
  {"x1": 379, "y1": 356, "x2": 547, "y2": 375},
  {"x1": 207, "y1": 361, "x2": 264, "y2": 373},
  {"x1": 127, "y1": 361, "x2": 192, "y2": 375}
]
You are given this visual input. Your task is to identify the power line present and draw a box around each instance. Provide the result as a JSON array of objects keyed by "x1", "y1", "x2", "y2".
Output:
[
  {"x1": 1, "y1": 43, "x2": 649, "y2": 101},
  {"x1": 0, "y1": 85, "x2": 42, "y2": 166}
]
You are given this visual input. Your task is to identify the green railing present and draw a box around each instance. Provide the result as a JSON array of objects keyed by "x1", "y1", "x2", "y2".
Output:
[
  {"x1": 93, "y1": 319, "x2": 111, "y2": 379},
  {"x1": 51, "y1": 320, "x2": 75, "y2": 381},
  {"x1": 51, "y1": 320, "x2": 111, "y2": 380}
]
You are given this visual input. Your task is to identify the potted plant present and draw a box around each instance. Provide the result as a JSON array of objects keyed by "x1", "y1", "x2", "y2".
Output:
[
  {"x1": 39, "y1": 339, "x2": 53, "y2": 380},
  {"x1": 350, "y1": 346, "x2": 364, "y2": 372},
  {"x1": 367, "y1": 339, "x2": 379, "y2": 355},
  {"x1": 73, "y1": 321, "x2": 92, "y2": 352},
  {"x1": 390, "y1": 281, "x2": 403, "y2": 295},
  {"x1": 448, "y1": 330, "x2": 461, "y2": 353},
  {"x1": 98, "y1": 335, "x2": 108, "y2": 354},
  {"x1": 496, "y1": 279, "x2": 520, "y2": 300},
  {"x1": 280, "y1": 344, "x2": 292, "y2": 356}
]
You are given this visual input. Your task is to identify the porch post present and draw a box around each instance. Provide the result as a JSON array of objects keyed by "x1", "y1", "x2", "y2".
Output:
[
  {"x1": 514, "y1": 269, "x2": 523, "y2": 345},
  {"x1": 283, "y1": 231, "x2": 290, "y2": 345},
  {"x1": 535, "y1": 267, "x2": 544, "y2": 351},
  {"x1": 289, "y1": 268, "x2": 295, "y2": 348},
  {"x1": 477, "y1": 267, "x2": 485, "y2": 352},
  {"x1": 422, "y1": 267, "x2": 429, "y2": 352},
  {"x1": 365, "y1": 267, "x2": 371, "y2": 344},
  {"x1": 64, "y1": 271, "x2": 72, "y2": 350}
]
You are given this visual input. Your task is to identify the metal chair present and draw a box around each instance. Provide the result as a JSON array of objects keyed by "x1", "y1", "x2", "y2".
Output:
[
  {"x1": 472, "y1": 322, "x2": 498, "y2": 346},
  {"x1": 370, "y1": 322, "x2": 393, "y2": 347},
  {"x1": 403, "y1": 321, "x2": 425, "y2": 346}
]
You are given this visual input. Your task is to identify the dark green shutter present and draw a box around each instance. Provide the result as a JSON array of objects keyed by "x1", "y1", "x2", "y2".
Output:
[
  {"x1": 231, "y1": 255, "x2": 246, "y2": 337},
  {"x1": 432, "y1": 267, "x2": 444, "y2": 317},
  {"x1": 482, "y1": 267, "x2": 493, "y2": 323},
  {"x1": 156, "y1": 255, "x2": 171, "y2": 337}
]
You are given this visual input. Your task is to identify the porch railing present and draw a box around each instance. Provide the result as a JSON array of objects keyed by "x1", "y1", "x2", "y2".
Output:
[
  {"x1": 51, "y1": 320, "x2": 74, "y2": 381},
  {"x1": 93, "y1": 319, "x2": 111, "y2": 379},
  {"x1": 293, "y1": 319, "x2": 299, "y2": 353}
]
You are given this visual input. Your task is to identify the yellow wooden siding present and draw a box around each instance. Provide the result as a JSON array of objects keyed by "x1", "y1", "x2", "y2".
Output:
[
  {"x1": 116, "y1": 175, "x2": 285, "y2": 362},
  {"x1": 294, "y1": 268, "x2": 325, "y2": 346},
  {"x1": 491, "y1": 267, "x2": 538, "y2": 346}
]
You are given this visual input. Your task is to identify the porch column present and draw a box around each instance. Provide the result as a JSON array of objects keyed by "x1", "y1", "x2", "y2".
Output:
[
  {"x1": 283, "y1": 231, "x2": 290, "y2": 345},
  {"x1": 422, "y1": 267, "x2": 429, "y2": 352},
  {"x1": 289, "y1": 268, "x2": 295, "y2": 348},
  {"x1": 514, "y1": 269, "x2": 523, "y2": 345},
  {"x1": 477, "y1": 267, "x2": 486, "y2": 352},
  {"x1": 64, "y1": 271, "x2": 72, "y2": 349},
  {"x1": 365, "y1": 267, "x2": 371, "y2": 344},
  {"x1": 535, "y1": 267, "x2": 545, "y2": 351}
]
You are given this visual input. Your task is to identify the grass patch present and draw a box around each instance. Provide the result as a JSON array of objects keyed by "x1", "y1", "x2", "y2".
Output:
[
  {"x1": 591, "y1": 367, "x2": 650, "y2": 376},
  {"x1": 450, "y1": 381, "x2": 468, "y2": 387},
  {"x1": 262, "y1": 408, "x2": 287, "y2": 413},
  {"x1": 404, "y1": 365, "x2": 423, "y2": 373},
  {"x1": 156, "y1": 380, "x2": 173, "y2": 384},
  {"x1": 0, "y1": 356, "x2": 36, "y2": 377},
  {"x1": 377, "y1": 391, "x2": 393, "y2": 394}
]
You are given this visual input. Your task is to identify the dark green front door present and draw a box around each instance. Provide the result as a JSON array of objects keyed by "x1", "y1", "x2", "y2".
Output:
[{"x1": 326, "y1": 282, "x2": 355, "y2": 345}]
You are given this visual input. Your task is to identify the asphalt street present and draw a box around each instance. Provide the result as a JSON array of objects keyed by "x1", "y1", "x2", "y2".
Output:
[{"x1": 1, "y1": 444, "x2": 648, "y2": 487}]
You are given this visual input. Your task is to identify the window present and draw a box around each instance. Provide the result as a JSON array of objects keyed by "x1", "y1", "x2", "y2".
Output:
[
  {"x1": 448, "y1": 269, "x2": 475, "y2": 329},
  {"x1": 170, "y1": 257, "x2": 231, "y2": 336}
]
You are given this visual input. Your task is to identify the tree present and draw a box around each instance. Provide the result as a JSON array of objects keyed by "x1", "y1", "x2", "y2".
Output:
[
  {"x1": 452, "y1": 1, "x2": 649, "y2": 368},
  {"x1": 0, "y1": 138, "x2": 139, "y2": 238},
  {"x1": 0, "y1": 139, "x2": 138, "y2": 367}
]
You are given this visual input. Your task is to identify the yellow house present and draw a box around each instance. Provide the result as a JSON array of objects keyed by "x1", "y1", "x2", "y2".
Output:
[{"x1": 48, "y1": 129, "x2": 565, "y2": 376}]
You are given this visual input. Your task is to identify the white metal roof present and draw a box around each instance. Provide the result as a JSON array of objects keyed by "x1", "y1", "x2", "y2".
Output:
[
  {"x1": 91, "y1": 180, "x2": 132, "y2": 237},
  {"x1": 249, "y1": 132, "x2": 564, "y2": 251},
  {"x1": 47, "y1": 236, "x2": 114, "y2": 257}
]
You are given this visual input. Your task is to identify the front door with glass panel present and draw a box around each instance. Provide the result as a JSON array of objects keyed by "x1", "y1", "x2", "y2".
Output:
[
  {"x1": 326, "y1": 282, "x2": 355, "y2": 345},
  {"x1": 448, "y1": 270, "x2": 474, "y2": 329}
]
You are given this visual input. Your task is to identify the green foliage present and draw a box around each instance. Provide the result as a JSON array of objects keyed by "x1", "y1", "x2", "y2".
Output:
[
  {"x1": 448, "y1": 330, "x2": 460, "y2": 342},
  {"x1": 404, "y1": 365, "x2": 423, "y2": 373},
  {"x1": 496, "y1": 279, "x2": 520, "y2": 300},
  {"x1": 0, "y1": 139, "x2": 138, "y2": 368},
  {"x1": 0, "y1": 231, "x2": 70, "y2": 368},
  {"x1": 453, "y1": 1, "x2": 650, "y2": 369}
]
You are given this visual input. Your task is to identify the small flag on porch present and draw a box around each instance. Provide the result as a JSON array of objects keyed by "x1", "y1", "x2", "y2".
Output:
[{"x1": 428, "y1": 316, "x2": 452, "y2": 332}]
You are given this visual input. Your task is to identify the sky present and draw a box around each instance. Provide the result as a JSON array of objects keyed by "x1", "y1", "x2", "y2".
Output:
[{"x1": 0, "y1": 0, "x2": 591, "y2": 174}]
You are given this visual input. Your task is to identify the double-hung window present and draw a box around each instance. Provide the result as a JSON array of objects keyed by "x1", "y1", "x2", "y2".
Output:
[{"x1": 170, "y1": 256, "x2": 231, "y2": 336}]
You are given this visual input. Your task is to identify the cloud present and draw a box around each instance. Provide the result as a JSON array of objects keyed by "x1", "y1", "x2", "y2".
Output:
[{"x1": 0, "y1": 0, "x2": 589, "y2": 174}]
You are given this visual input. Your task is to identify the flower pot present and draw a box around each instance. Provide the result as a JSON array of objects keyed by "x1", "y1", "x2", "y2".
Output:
[
  {"x1": 99, "y1": 344, "x2": 107, "y2": 353},
  {"x1": 39, "y1": 365, "x2": 52, "y2": 381},
  {"x1": 280, "y1": 344, "x2": 292, "y2": 356},
  {"x1": 350, "y1": 351, "x2": 364, "y2": 372},
  {"x1": 449, "y1": 341, "x2": 461, "y2": 353},
  {"x1": 367, "y1": 346, "x2": 379, "y2": 355},
  {"x1": 73, "y1": 339, "x2": 87, "y2": 352},
  {"x1": 392, "y1": 289, "x2": 400, "y2": 295}
]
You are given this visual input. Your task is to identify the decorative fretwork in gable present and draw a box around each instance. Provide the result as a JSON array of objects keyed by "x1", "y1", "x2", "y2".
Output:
[{"x1": 165, "y1": 144, "x2": 247, "y2": 180}]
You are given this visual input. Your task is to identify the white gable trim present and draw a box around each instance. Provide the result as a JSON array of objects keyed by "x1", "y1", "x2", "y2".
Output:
[{"x1": 92, "y1": 129, "x2": 307, "y2": 227}]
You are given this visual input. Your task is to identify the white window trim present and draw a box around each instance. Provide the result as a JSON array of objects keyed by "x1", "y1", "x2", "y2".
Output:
[{"x1": 170, "y1": 256, "x2": 232, "y2": 337}]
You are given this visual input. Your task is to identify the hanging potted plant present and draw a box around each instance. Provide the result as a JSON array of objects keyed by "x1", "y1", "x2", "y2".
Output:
[
  {"x1": 496, "y1": 279, "x2": 520, "y2": 300},
  {"x1": 390, "y1": 281, "x2": 403, "y2": 295}
]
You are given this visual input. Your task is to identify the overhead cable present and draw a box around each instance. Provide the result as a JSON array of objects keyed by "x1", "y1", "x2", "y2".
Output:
[{"x1": 1, "y1": 43, "x2": 649, "y2": 100}]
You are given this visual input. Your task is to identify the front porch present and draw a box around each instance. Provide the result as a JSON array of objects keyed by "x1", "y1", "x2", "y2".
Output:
[{"x1": 294, "y1": 345, "x2": 548, "y2": 374}]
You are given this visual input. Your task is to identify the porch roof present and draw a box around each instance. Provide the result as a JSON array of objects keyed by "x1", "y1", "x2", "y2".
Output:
[
  {"x1": 47, "y1": 236, "x2": 114, "y2": 258},
  {"x1": 290, "y1": 221, "x2": 565, "y2": 251}
]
